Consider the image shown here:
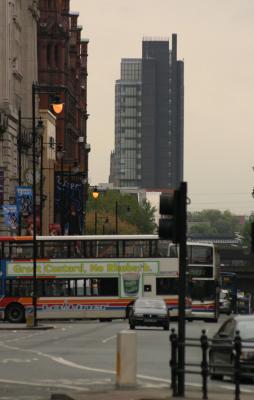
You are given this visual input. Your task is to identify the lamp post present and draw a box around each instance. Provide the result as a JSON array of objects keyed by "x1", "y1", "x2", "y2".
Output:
[
  {"x1": 103, "y1": 216, "x2": 109, "y2": 235},
  {"x1": 83, "y1": 143, "x2": 91, "y2": 234},
  {"x1": 17, "y1": 111, "x2": 44, "y2": 236},
  {"x1": 115, "y1": 201, "x2": 130, "y2": 234},
  {"x1": 92, "y1": 186, "x2": 99, "y2": 234},
  {"x1": 37, "y1": 119, "x2": 45, "y2": 235},
  {"x1": 56, "y1": 145, "x2": 65, "y2": 234},
  {"x1": 31, "y1": 83, "x2": 63, "y2": 326}
]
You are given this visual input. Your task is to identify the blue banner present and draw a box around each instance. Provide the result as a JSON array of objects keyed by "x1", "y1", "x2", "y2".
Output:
[
  {"x1": 3, "y1": 205, "x2": 18, "y2": 229},
  {"x1": 16, "y1": 186, "x2": 33, "y2": 216},
  {"x1": 54, "y1": 172, "x2": 84, "y2": 235}
]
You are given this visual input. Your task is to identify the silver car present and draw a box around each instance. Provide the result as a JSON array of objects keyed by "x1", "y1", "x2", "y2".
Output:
[{"x1": 129, "y1": 297, "x2": 169, "y2": 330}]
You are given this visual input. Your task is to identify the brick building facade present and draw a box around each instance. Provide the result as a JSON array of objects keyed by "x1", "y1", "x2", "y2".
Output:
[{"x1": 38, "y1": 0, "x2": 90, "y2": 233}]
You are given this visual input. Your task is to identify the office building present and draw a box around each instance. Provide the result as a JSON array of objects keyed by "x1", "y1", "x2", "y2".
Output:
[
  {"x1": 110, "y1": 35, "x2": 184, "y2": 190},
  {"x1": 109, "y1": 59, "x2": 142, "y2": 188}
]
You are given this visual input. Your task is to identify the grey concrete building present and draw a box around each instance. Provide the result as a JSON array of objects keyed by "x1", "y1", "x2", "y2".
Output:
[
  {"x1": 110, "y1": 35, "x2": 184, "y2": 191},
  {"x1": 0, "y1": 0, "x2": 39, "y2": 234},
  {"x1": 110, "y1": 59, "x2": 142, "y2": 188}
]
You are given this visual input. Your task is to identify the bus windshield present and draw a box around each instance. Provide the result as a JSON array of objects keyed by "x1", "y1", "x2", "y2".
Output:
[{"x1": 190, "y1": 280, "x2": 216, "y2": 301}]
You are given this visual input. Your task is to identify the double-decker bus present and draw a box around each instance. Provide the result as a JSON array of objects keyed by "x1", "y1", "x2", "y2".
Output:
[
  {"x1": 169, "y1": 241, "x2": 220, "y2": 322},
  {"x1": 0, "y1": 234, "x2": 192, "y2": 323}
]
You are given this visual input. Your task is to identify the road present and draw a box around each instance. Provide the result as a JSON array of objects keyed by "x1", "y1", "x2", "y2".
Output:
[{"x1": 0, "y1": 316, "x2": 253, "y2": 399}]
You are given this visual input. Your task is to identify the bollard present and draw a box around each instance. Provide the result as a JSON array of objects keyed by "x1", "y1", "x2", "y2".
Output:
[
  {"x1": 234, "y1": 330, "x2": 242, "y2": 400},
  {"x1": 169, "y1": 328, "x2": 178, "y2": 396},
  {"x1": 26, "y1": 308, "x2": 34, "y2": 328},
  {"x1": 116, "y1": 330, "x2": 137, "y2": 387},
  {"x1": 200, "y1": 329, "x2": 208, "y2": 400}
]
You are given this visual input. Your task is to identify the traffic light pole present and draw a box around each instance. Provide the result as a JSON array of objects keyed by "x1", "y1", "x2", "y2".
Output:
[{"x1": 177, "y1": 181, "x2": 187, "y2": 396}]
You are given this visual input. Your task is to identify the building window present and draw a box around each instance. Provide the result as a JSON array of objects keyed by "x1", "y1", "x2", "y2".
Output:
[
  {"x1": 47, "y1": 44, "x2": 51, "y2": 66},
  {"x1": 54, "y1": 45, "x2": 59, "y2": 67}
]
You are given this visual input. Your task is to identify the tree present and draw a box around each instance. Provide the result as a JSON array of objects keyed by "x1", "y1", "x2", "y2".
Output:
[
  {"x1": 85, "y1": 189, "x2": 157, "y2": 234},
  {"x1": 188, "y1": 209, "x2": 244, "y2": 237},
  {"x1": 241, "y1": 213, "x2": 254, "y2": 248}
]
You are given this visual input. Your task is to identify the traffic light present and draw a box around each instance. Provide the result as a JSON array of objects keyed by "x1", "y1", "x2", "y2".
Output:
[
  {"x1": 251, "y1": 222, "x2": 254, "y2": 253},
  {"x1": 158, "y1": 190, "x2": 181, "y2": 243}
]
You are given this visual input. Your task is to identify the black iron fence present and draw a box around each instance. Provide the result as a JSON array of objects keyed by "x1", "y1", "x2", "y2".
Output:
[{"x1": 170, "y1": 328, "x2": 254, "y2": 400}]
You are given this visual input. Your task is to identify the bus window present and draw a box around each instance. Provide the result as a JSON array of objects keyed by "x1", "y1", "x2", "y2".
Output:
[
  {"x1": 156, "y1": 277, "x2": 178, "y2": 295},
  {"x1": 84, "y1": 278, "x2": 118, "y2": 296},
  {"x1": 76, "y1": 279, "x2": 85, "y2": 296},
  {"x1": 6, "y1": 279, "x2": 33, "y2": 297},
  {"x1": 190, "y1": 280, "x2": 215, "y2": 301},
  {"x1": 189, "y1": 246, "x2": 213, "y2": 264},
  {"x1": 98, "y1": 278, "x2": 118, "y2": 296},
  {"x1": 42, "y1": 280, "x2": 69, "y2": 296},
  {"x1": 168, "y1": 245, "x2": 178, "y2": 258}
]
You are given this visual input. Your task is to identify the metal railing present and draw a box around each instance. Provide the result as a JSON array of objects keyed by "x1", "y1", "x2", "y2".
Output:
[{"x1": 170, "y1": 328, "x2": 254, "y2": 400}]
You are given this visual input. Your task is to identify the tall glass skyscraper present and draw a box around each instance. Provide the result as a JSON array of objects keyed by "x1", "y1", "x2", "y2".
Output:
[{"x1": 110, "y1": 35, "x2": 184, "y2": 190}]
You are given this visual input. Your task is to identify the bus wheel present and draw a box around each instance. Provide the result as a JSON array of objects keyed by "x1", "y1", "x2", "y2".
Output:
[{"x1": 5, "y1": 303, "x2": 25, "y2": 323}]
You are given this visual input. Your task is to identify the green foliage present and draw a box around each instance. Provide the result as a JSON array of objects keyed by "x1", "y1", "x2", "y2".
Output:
[
  {"x1": 85, "y1": 189, "x2": 157, "y2": 234},
  {"x1": 187, "y1": 209, "x2": 244, "y2": 237},
  {"x1": 241, "y1": 213, "x2": 254, "y2": 247}
]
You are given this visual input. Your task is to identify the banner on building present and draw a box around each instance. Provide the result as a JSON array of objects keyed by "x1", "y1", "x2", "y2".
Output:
[
  {"x1": 3, "y1": 205, "x2": 18, "y2": 229},
  {"x1": 54, "y1": 172, "x2": 84, "y2": 235},
  {"x1": 0, "y1": 170, "x2": 4, "y2": 207},
  {"x1": 16, "y1": 186, "x2": 33, "y2": 216}
]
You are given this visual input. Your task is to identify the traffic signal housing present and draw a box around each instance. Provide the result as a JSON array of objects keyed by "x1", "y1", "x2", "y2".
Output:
[{"x1": 158, "y1": 190, "x2": 181, "y2": 243}]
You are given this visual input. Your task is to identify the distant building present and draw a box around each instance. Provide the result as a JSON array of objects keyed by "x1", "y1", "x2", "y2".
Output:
[
  {"x1": 111, "y1": 59, "x2": 142, "y2": 187},
  {"x1": 110, "y1": 35, "x2": 184, "y2": 191}
]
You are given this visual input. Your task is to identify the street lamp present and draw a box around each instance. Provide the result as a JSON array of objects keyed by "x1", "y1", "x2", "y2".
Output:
[
  {"x1": 52, "y1": 96, "x2": 64, "y2": 115},
  {"x1": 31, "y1": 83, "x2": 63, "y2": 326},
  {"x1": 92, "y1": 186, "x2": 99, "y2": 234}
]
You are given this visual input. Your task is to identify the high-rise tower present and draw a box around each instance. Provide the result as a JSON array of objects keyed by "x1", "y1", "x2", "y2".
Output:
[
  {"x1": 110, "y1": 59, "x2": 142, "y2": 188},
  {"x1": 110, "y1": 34, "x2": 184, "y2": 190}
]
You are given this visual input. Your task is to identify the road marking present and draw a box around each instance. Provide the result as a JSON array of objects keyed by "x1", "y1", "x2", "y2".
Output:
[
  {"x1": 0, "y1": 378, "x2": 88, "y2": 391},
  {"x1": 102, "y1": 335, "x2": 116, "y2": 343},
  {"x1": 0, "y1": 341, "x2": 253, "y2": 393},
  {"x1": 1, "y1": 358, "x2": 38, "y2": 364}
]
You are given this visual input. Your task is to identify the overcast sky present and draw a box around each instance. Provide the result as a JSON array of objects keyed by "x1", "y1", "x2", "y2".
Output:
[{"x1": 71, "y1": 0, "x2": 254, "y2": 215}]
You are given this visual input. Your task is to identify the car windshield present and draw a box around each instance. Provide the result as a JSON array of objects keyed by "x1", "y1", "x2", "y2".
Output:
[
  {"x1": 135, "y1": 299, "x2": 166, "y2": 309},
  {"x1": 237, "y1": 320, "x2": 254, "y2": 340}
]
